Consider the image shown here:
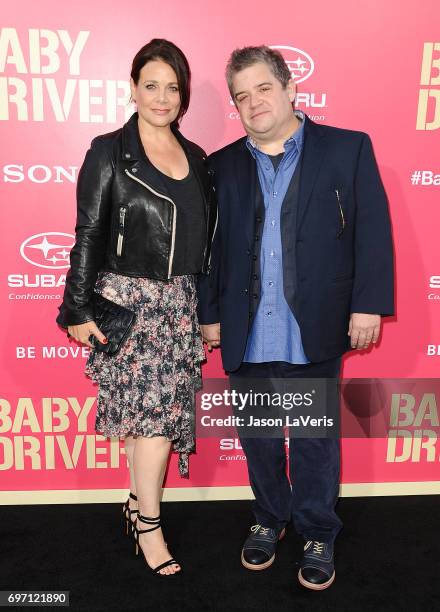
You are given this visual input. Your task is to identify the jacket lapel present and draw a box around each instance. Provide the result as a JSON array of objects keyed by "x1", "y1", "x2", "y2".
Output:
[
  {"x1": 297, "y1": 116, "x2": 328, "y2": 230},
  {"x1": 121, "y1": 112, "x2": 179, "y2": 197},
  {"x1": 234, "y1": 140, "x2": 256, "y2": 246}
]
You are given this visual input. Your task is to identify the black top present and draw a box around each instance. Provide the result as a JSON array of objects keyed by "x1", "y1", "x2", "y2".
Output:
[
  {"x1": 135, "y1": 125, "x2": 207, "y2": 277},
  {"x1": 157, "y1": 166, "x2": 206, "y2": 276},
  {"x1": 268, "y1": 152, "x2": 284, "y2": 171}
]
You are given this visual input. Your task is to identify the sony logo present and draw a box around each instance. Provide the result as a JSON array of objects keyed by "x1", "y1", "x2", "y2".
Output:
[{"x1": 2, "y1": 164, "x2": 78, "y2": 183}]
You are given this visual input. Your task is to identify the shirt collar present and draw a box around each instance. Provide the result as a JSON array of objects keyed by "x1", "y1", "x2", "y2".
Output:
[{"x1": 246, "y1": 110, "x2": 305, "y2": 158}]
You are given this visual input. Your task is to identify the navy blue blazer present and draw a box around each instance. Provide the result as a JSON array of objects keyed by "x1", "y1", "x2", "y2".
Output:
[{"x1": 197, "y1": 116, "x2": 394, "y2": 372}]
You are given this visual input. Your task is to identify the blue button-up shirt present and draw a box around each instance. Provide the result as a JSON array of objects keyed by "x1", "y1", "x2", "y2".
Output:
[{"x1": 243, "y1": 111, "x2": 309, "y2": 364}]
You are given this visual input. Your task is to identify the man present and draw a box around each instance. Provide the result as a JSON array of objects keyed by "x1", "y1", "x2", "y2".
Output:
[{"x1": 197, "y1": 46, "x2": 393, "y2": 590}]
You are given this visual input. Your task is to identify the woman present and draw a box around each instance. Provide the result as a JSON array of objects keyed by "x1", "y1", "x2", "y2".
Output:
[{"x1": 57, "y1": 39, "x2": 216, "y2": 576}]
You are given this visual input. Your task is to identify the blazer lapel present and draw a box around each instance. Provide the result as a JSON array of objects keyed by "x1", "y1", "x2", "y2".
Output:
[
  {"x1": 297, "y1": 116, "x2": 328, "y2": 230},
  {"x1": 234, "y1": 140, "x2": 256, "y2": 246}
]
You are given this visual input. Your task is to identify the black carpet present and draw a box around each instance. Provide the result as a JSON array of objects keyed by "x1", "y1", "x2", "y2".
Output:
[{"x1": 1, "y1": 496, "x2": 439, "y2": 611}]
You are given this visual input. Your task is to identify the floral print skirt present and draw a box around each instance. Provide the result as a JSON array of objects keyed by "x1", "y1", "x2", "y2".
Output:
[{"x1": 85, "y1": 272, "x2": 205, "y2": 477}]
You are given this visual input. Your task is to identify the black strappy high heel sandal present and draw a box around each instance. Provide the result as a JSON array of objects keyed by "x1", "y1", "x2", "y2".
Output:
[
  {"x1": 134, "y1": 514, "x2": 181, "y2": 576},
  {"x1": 122, "y1": 492, "x2": 138, "y2": 535}
]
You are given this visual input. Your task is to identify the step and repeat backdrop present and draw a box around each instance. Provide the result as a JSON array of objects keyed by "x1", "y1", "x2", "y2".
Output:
[{"x1": 1, "y1": 0, "x2": 439, "y2": 503}]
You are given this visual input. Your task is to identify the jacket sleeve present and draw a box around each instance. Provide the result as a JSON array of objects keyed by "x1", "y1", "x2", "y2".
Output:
[
  {"x1": 56, "y1": 138, "x2": 114, "y2": 327},
  {"x1": 350, "y1": 134, "x2": 394, "y2": 316},
  {"x1": 197, "y1": 161, "x2": 220, "y2": 324}
]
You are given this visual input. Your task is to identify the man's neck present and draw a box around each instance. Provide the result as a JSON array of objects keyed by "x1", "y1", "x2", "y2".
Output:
[{"x1": 250, "y1": 113, "x2": 301, "y2": 155}]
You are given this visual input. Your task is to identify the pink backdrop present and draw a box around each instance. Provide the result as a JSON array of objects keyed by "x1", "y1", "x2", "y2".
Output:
[{"x1": 1, "y1": 0, "x2": 439, "y2": 496}]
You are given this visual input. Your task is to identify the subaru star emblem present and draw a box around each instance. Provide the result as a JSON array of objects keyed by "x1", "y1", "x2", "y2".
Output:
[
  {"x1": 20, "y1": 232, "x2": 75, "y2": 269},
  {"x1": 270, "y1": 46, "x2": 315, "y2": 84}
]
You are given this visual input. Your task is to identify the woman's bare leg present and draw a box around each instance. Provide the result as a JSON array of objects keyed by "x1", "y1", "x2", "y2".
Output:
[
  {"x1": 133, "y1": 436, "x2": 180, "y2": 575},
  {"x1": 124, "y1": 435, "x2": 138, "y2": 514}
]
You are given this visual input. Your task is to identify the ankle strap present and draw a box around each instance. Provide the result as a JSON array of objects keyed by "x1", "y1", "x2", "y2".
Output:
[
  {"x1": 138, "y1": 514, "x2": 160, "y2": 524},
  {"x1": 136, "y1": 514, "x2": 161, "y2": 534},
  {"x1": 129, "y1": 492, "x2": 138, "y2": 501}
]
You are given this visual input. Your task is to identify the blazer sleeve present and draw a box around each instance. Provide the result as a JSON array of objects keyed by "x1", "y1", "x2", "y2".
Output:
[
  {"x1": 56, "y1": 138, "x2": 114, "y2": 327},
  {"x1": 350, "y1": 134, "x2": 394, "y2": 316}
]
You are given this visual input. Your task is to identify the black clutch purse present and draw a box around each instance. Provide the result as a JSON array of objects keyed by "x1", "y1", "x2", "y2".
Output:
[{"x1": 89, "y1": 293, "x2": 136, "y2": 355}]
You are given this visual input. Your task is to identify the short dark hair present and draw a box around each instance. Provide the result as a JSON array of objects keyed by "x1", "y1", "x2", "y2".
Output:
[
  {"x1": 226, "y1": 46, "x2": 291, "y2": 98},
  {"x1": 131, "y1": 38, "x2": 191, "y2": 128}
]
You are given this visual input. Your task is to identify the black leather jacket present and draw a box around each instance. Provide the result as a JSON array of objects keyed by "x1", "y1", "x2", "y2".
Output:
[{"x1": 57, "y1": 112, "x2": 217, "y2": 327}]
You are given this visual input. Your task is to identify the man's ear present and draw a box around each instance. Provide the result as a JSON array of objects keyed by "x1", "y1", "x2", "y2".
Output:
[{"x1": 286, "y1": 78, "x2": 296, "y2": 103}]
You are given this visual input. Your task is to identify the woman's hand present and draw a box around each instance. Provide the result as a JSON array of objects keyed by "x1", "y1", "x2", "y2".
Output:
[
  {"x1": 201, "y1": 323, "x2": 221, "y2": 352},
  {"x1": 67, "y1": 321, "x2": 108, "y2": 349}
]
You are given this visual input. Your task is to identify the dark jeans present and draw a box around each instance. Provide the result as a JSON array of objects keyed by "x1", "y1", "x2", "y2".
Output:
[{"x1": 230, "y1": 358, "x2": 342, "y2": 543}]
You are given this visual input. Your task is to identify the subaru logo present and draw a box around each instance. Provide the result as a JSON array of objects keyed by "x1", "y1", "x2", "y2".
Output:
[
  {"x1": 270, "y1": 45, "x2": 315, "y2": 84},
  {"x1": 20, "y1": 232, "x2": 75, "y2": 269}
]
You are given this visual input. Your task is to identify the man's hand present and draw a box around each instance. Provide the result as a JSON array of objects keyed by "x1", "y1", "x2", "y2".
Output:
[
  {"x1": 201, "y1": 323, "x2": 221, "y2": 352},
  {"x1": 348, "y1": 313, "x2": 381, "y2": 350}
]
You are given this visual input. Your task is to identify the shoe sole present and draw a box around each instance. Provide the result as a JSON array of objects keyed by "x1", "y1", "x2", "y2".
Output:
[
  {"x1": 241, "y1": 528, "x2": 286, "y2": 571},
  {"x1": 298, "y1": 569, "x2": 335, "y2": 590}
]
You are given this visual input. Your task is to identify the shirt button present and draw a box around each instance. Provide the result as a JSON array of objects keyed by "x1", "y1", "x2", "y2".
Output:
[
  {"x1": 268, "y1": 281, "x2": 274, "y2": 287},
  {"x1": 254, "y1": 235, "x2": 259, "y2": 241},
  {"x1": 253, "y1": 293, "x2": 258, "y2": 299},
  {"x1": 273, "y1": 192, "x2": 277, "y2": 198},
  {"x1": 253, "y1": 255, "x2": 257, "y2": 261},
  {"x1": 256, "y1": 216, "x2": 262, "y2": 223},
  {"x1": 249, "y1": 312, "x2": 253, "y2": 318},
  {"x1": 124, "y1": 153, "x2": 131, "y2": 159},
  {"x1": 270, "y1": 250, "x2": 275, "y2": 257},
  {"x1": 267, "y1": 311, "x2": 272, "y2": 317},
  {"x1": 253, "y1": 274, "x2": 258, "y2": 280},
  {"x1": 271, "y1": 220, "x2": 276, "y2": 227},
  {"x1": 246, "y1": 249, "x2": 251, "y2": 255}
]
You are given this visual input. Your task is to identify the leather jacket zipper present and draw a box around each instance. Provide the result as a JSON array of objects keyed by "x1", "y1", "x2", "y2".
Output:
[
  {"x1": 124, "y1": 169, "x2": 177, "y2": 278},
  {"x1": 116, "y1": 206, "x2": 127, "y2": 256}
]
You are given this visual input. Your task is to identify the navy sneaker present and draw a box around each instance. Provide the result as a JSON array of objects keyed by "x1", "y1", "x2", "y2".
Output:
[
  {"x1": 241, "y1": 524, "x2": 286, "y2": 570},
  {"x1": 298, "y1": 540, "x2": 335, "y2": 590}
]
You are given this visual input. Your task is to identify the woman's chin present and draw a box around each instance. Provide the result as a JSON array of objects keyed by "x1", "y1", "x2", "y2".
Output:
[{"x1": 138, "y1": 111, "x2": 177, "y2": 128}]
